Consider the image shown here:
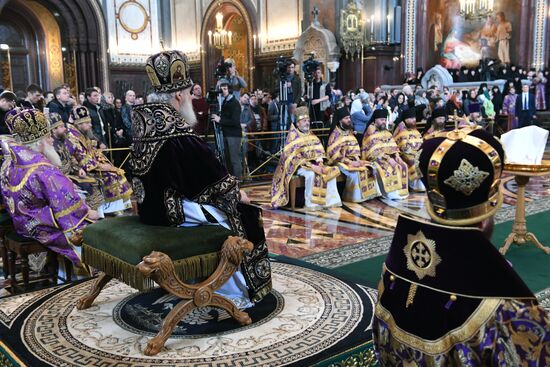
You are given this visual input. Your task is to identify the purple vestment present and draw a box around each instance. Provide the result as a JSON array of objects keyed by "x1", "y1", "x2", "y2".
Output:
[
  {"x1": 502, "y1": 94, "x2": 518, "y2": 130},
  {"x1": 0, "y1": 143, "x2": 91, "y2": 265},
  {"x1": 534, "y1": 76, "x2": 547, "y2": 110},
  {"x1": 65, "y1": 124, "x2": 132, "y2": 203}
]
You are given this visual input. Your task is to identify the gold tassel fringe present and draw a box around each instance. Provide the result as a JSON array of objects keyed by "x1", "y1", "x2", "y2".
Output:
[{"x1": 82, "y1": 244, "x2": 220, "y2": 291}]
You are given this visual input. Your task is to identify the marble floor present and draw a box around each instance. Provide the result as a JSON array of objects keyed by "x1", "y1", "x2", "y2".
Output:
[{"x1": 243, "y1": 151, "x2": 550, "y2": 259}]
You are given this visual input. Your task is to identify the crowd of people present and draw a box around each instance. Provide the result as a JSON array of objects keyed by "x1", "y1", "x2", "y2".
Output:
[
  {"x1": 0, "y1": 49, "x2": 548, "y2": 365},
  {"x1": 185, "y1": 58, "x2": 547, "y2": 185}
]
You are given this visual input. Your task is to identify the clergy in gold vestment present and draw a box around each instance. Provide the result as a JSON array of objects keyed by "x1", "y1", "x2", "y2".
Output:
[
  {"x1": 361, "y1": 109, "x2": 408, "y2": 200},
  {"x1": 65, "y1": 106, "x2": 133, "y2": 215},
  {"x1": 393, "y1": 107, "x2": 425, "y2": 192},
  {"x1": 271, "y1": 106, "x2": 341, "y2": 209},
  {"x1": 327, "y1": 106, "x2": 378, "y2": 202},
  {"x1": 423, "y1": 107, "x2": 447, "y2": 140}
]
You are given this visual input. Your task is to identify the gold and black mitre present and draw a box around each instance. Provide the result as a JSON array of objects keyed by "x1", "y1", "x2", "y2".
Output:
[
  {"x1": 418, "y1": 127, "x2": 504, "y2": 225},
  {"x1": 6, "y1": 109, "x2": 51, "y2": 144},
  {"x1": 145, "y1": 50, "x2": 193, "y2": 93},
  {"x1": 48, "y1": 112, "x2": 64, "y2": 129},
  {"x1": 70, "y1": 106, "x2": 92, "y2": 125}
]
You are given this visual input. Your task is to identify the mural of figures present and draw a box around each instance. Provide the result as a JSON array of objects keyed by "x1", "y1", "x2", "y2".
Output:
[{"x1": 426, "y1": 0, "x2": 520, "y2": 69}]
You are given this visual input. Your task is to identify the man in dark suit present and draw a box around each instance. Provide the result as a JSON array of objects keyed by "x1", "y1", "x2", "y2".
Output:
[
  {"x1": 83, "y1": 87, "x2": 113, "y2": 148},
  {"x1": 516, "y1": 83, "x2": 536, "y2": 128}
]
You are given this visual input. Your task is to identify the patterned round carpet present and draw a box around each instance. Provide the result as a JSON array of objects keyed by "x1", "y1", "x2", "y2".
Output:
[{"x1": 1, "y1": 260, "x2": 375, "y2": 366}]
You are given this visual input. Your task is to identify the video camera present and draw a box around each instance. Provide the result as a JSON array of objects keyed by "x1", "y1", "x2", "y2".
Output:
[
  {"x1": 215, "y1": 57, "x2": 233, "y2": 80},
  {"x1": 274, "y1": 55, "x2": 291, "y2": 79},
  {"x1": 302, "y1": 53, "x2": 320, "y2": 83}
]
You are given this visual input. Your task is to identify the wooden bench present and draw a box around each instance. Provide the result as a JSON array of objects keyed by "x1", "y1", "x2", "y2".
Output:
[{"x1": 4, "y1": 232, "x2": 59, "y2": 293}]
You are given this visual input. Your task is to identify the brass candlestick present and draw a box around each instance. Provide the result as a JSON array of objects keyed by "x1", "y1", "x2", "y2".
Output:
[{"x1": 499, "y1": 160, "x2": 550, "y2": 255}]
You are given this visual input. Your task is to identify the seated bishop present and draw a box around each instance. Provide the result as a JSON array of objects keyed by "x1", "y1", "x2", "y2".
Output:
[
  {"x1": 423, "y1": 107, "x2": 447, "y2": 140},
  {"x1": 271, "y1": 106, "x2": 342, "y2": 209},
  {"x1": 327, "y1": 106, "x2": 378, "y2": 202},
  {"x1": 65, "y1": 106, "x2": 132, "y2": 216},
  {"x1": 1, "y1": 109, "x2": 98, "y2": 279},
  {"x1": 459, "y1": 102, "x2": 484, "y2": 129},
  {"x1": 50, "y1": 112, "x2": 103, "y2": 210},
  {"x1": 393, "y1": 107, "x2": 425, "y2": 192},
  {"x1": 373, "y1": 127, "x2": 550, "y2": 365},
  {"x1": 130, "y1": 50, "x2": 271, "y2": 307},
  {"x1": 361, "y1": 109, "x2": 408, "y2": 200}
]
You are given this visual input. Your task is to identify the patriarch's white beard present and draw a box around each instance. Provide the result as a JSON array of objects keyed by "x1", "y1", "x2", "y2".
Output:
[{"x1": 180, "y1": 98, "x2": 197, "y2": 127}]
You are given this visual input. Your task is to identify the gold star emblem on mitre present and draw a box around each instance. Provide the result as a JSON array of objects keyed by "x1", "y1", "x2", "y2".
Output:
[
  {"x1": 404, "y1": 230, "x2": 441, "y2": 280},
  {"x1": 443, "y1": 159, "x2": 489, "y2": 196}
]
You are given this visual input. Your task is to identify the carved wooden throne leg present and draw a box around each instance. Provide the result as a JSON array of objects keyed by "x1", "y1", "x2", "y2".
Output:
[
  {"x1": 136, "y1": 236, "x2": 256, "y2": 356},
  {"x1": 76, "y1": 273, "x2": 112, "y2": 310},
  {"x1": 144, "y1": 299, "x2": 196, "y2": 356}
]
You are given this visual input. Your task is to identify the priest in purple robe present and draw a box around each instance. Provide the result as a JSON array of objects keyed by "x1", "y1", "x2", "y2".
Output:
[
  {"x1": 1, "y1": 109, "x2": 98, "y2": 277},
  {"x1": 65, "y1": 106, "x2": 133, "y2": 216}
]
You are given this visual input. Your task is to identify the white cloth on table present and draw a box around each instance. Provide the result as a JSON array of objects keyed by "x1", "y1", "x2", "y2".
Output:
[{"x1": 501, "y1": 126, "x2": 548, "y2": 164}]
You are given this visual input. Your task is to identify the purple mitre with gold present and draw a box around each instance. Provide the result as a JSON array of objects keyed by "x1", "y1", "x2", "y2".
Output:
[
  {"x1": 373, "y1": 128, "x2": 550, "y2": 365},
  {"x1": 0, "y1": 109, "x2": 91, "y2": 266}
]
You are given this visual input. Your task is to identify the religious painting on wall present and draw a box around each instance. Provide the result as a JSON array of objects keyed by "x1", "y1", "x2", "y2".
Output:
[{"x1": 427, "y1": 0, "x2": 520, "y2": 69}]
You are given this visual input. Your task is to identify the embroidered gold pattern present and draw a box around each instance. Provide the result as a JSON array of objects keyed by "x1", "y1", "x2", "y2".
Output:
[
  {"x1": 443, "y1": 159, "x2": 489, "y2": 196},
  {"x1": 404, "y1": 230, "x2": 441, "y2": 280},
  {"x1": 405, "y1": 283, "x2": 418, "y2": 308}
]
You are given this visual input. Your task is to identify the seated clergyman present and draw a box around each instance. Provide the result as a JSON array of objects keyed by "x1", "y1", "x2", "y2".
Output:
[
  {"x1": 131, "y1": 50, "x2": 271, "y2": 308},
  {"x1": 1, "y1": 109, "x2": 98, "y2": 280},
  {"x1": 65, "y1": 106, "x2": 133, "y2": 216},
  {"x1": 459, "y1": 102, "x2": 485, "y2": 129},
  {"x1": 393, "y1": 107, "x2": 425, "y2": 192},
  {"x1": 361, "y1": 109, "x2": 408, "y2": 200},
  {"x1": 423, "y1": 107, "x2": 447, "y2": 140},
  {"x1": 373, "y1": 127, "x2": 550, "y2": 365},
  {"x1": 50, "y1": 112, "x2": 103, "y2": 211},
  {"x1": 271, "y1": 106, "x2": 342, "y2": 209},
  {"x1": 327, "y1": 106, "x2": 378, "y2": 202}
]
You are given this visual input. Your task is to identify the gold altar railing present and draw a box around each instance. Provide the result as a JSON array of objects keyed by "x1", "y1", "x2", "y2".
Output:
[{"x1": 102, "y1": 127, "x2": 332, "y2": 181}]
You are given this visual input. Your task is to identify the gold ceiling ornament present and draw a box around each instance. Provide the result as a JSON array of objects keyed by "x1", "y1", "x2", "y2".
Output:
[
  {"x1": 339, "y1": 1, "x2": 364, "y2": 60},
  {"x1": 404, "y1": 230, "x2": 441, "y2": 280},
  {"x1": 444, "y1": 159, "x2": 489, "y2": 196}
]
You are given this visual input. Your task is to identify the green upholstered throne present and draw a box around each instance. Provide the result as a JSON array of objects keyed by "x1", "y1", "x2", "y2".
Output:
[{"x1": 75, "y1": 216, "x2": 254, "y2": 356}]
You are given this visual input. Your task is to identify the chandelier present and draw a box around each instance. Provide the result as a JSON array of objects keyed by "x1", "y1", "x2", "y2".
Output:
[
  {"x1": 459, "y1": 0, "x2": 494, "y2": 21},
  {"x1": 207, "y1": 5, "x2": 233, "y2": 50}
]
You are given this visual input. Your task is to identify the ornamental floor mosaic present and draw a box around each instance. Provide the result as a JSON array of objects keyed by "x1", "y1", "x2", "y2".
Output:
[{"x1": 0, "y1": 260, "x2": 376, "y2": 367}]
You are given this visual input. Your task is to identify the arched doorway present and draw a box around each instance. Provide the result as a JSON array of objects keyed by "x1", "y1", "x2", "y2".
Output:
[
  {"x1": 0, "y1": 0, "x2": 108, "y2": 93},
  {"x1": 200, "y1": 0, "x2": 255, "y2": 92}
]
